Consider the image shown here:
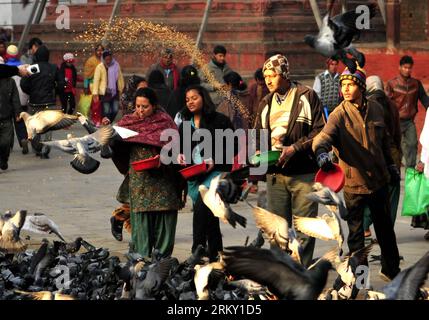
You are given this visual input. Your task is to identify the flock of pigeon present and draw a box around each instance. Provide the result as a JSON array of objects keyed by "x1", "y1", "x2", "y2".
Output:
[{"x1": 1, "y1": 180, "x2": 428, "y2": 300}]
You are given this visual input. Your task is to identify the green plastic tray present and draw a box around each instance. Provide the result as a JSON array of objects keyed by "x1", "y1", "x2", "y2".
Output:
[{"x1": 250, "y1": 150, "x2": 281, "y2": 166}]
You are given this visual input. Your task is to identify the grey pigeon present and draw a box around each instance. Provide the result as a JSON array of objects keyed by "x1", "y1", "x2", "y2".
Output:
[
  {"x1": 304, "y1": 4, "x2": 377, "y2": 73},
  {"x1": 42, "y1": 126, "x2": 114, "y2": 174}
]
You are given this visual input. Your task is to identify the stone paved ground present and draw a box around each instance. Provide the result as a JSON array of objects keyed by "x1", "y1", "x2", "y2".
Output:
[{"x1": 1, "y1": 125, "x2": 428, "y2": 295}]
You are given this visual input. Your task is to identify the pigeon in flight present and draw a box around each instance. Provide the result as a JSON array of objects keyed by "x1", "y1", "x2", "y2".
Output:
[
  {"x1": 306, "y1": 182, "x2": 348, "y2": 220},
  {"x1": 42, "y1": 126, "x2": 115, "y2": 174},
  {"x1": 293, "y1": 210, "x2": 344, "y2": 252},
  {"x1": 199, "y1": 175, "x2": 247, "y2": 228},
  {"x1": 304, "y1": 4, "x2": 377, "y2": 73},
  {"x1": 19, "y1": 110, "x2": 79, "y2": 140}
]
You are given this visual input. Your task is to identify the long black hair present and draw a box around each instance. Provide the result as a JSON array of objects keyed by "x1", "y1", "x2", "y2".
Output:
[{"x1": 181, "y1": 85, "x2": 216, "y2": 122}]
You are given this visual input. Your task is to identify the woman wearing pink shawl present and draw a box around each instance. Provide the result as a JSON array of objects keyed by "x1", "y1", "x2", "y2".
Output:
[{"x1": 111, "y1": 87, "x2": 186, "y2": 257}]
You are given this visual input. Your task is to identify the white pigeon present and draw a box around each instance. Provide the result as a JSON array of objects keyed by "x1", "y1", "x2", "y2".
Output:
[
  {"x1": 22, "y1": 213, "x2": 65, "y2": 241},
  {"x1": 42, "y1": 126, "x2": 115, "y2": 174},
  {"x1": 194, "y1": 261, "x2": 224, "y2": 300},
  {"x1": 19, "y1": 110, "x2": 78, "y2": 140}
]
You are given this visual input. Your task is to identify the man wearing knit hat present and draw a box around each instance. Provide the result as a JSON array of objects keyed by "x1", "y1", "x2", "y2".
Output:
[
  {"x1": 253, "y1": 54, "x2": 325, "y2": 267},
  {"x1": 313, "y1": 66, "x2": 401, "y2": 294}
]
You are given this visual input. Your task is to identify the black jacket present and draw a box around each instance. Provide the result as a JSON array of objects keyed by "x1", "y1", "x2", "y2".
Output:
[
  {"x1": 179, "y1": 111, "x2": 237, "y2": 173},
  {"x1": 20, "y1": 46, "x2": 64, "y2": 105},
  {"x1": 0, "y1": 78, "x2": 21, "y2": 120},
  {"x1": 254, "y1": 82, "x2": 325, "y2": 175},
  {"x1": 58, "y1": 62, "x2": 77, "y2": 94}
]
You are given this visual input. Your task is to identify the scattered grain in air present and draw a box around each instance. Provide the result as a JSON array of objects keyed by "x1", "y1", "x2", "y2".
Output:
[{"x1": 74, "y1": 17, "x2": 252, "y2": 122}]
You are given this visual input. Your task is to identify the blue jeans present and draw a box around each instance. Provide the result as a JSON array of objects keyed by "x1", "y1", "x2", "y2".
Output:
[{"x1": 102, "y1": 99, "x2": 119, "y2": 123}]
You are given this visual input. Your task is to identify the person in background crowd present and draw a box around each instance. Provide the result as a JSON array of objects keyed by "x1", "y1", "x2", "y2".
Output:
[
  {"x1": 5, "y1": 45, "x2": 29, "y2": 155},
  {"x1": 172, "y1": 65, "x2": 201, "y2": 126},
  {"x1": 363, "y1": 75, "x2": 402, "y2": 238},
  {"x1": 249, "y1": 68, "x2": 269, "y2": 118},
  {"x1": 247, "y1": 68, "x2": 269, "y2": 193},
  {"x1": 92, "y1": 49, "x2": 124, "y2": 123},
  {"x1": 28, "y1": 37, "x2": 43, "y2": 62},
  {"x1": 386, "y1": 55, "x2": 429, "y2": 169},
  {"x1": 84, "y1": 44, "x2": 104, "y2": 125},
  {"x1": 147, "y1": 48, "x2": 180, "y2": 91},
  {"x1": 147, "y1": 69, "x2": 175, "y2": 118},
  {"x1": 217, "y1": 71, "x2": 250, "y2": 130},
  {"x1": 20, "y1": 45, "x2": 64, "y2": 159},
  {"x1": 120, "y1": 75, "x2": 147, "y2": 115},
  {"x1": 199, "y1": 45, "x2": 232, "y2": 106},
  {"x1": 59, "y1": 53, "x2": 80, "y2": 115},
  {"x1": 313, "y1": 57, "x2": 341, "y2": 117},
  {"x1": 413, "y1": 107, "x2": 429, "y2": 238},
  {"x1": 0, "y1": 58, "x2": 23, "y2": 170},
  {"x1": 0, "y1": 40, "x2": 7, "y2": 61}
]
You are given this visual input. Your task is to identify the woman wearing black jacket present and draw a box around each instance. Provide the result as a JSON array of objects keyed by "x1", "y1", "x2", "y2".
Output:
[{"x1": 177, "y1": 85, "x2": 236, "y2": 262}]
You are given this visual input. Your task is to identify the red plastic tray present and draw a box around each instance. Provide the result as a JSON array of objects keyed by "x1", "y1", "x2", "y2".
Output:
[
  {"x1": 131, "y1": 155, "x2": 160, "y2": 171},
  {"x1": 315, "y1": 163, "x2": 345, "y2": 193},
  {"x1": 179, "y1": 163, "x2": 208, "y2": 180}
]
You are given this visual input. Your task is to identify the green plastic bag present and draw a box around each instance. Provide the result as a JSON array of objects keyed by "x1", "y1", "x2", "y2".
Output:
[
  {"x1": 402, "y1": 168, "x2": 429, "y2": 216},
  {"x1": 77, "y1": 94, "x2": 92, "y2": 117}
]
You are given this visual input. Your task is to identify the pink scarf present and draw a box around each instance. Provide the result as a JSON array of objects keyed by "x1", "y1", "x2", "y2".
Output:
[{"x1": 117, "y1": 110, "x2": 178, "y2": 148}]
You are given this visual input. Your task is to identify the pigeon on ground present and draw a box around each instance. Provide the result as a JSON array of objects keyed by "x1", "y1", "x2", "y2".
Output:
[
  {"x1": 54, "y1": 237, "x2": 83, "y2": 254},
  {"x1": 19, "y1": 110, "x2": 79, "y2": 140},
  {"x1": 134, "y1": 257, "x2": 177, "y2": 299},
  {"x1": 222, "y1": 246, "x2": 332, "y2": 300},
  {"x1": 199, "y1": 175, "x2": 247, "y2": 228},
  {"x1": 22, "y1": 213, "x2": 65, "y2": 242},
  {"x1": 42, "y1": 126, "x2": 115, "y2": 174},
  {"x1": 227, "y1": 279, "x2": 267, "y2": 295},
  {"x1": 0, "y1": 210, "x2": 28, "y2": 253},
  {"x1": 194, "y1": 261, "x2": 224, "y2": 300},
  {"x1": 304, "y1": 4, "x2": 377, "y2": 73}
]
